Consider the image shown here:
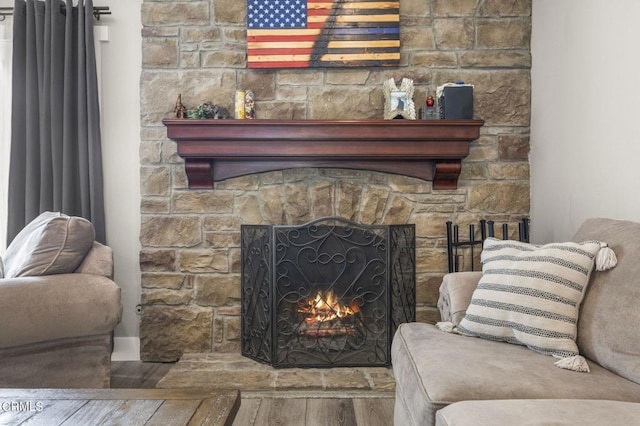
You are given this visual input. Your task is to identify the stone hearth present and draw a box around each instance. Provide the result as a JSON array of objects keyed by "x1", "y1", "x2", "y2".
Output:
[{"x1": 156, "y1": 353, "x2": 395, "y2": 397}]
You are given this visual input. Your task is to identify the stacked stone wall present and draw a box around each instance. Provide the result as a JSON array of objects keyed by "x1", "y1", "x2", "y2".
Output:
[{"x1": 140, "y1": 0, "x2": 532, "y2": 361}]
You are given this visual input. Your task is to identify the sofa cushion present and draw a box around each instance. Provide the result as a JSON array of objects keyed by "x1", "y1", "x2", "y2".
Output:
[
  {"x1": 572, "y1": 218, "x2": 640, "y2": 385},
  {"x1": 392, "y1": 323, "x2": 640, "y2": 426},
  {"x1": 435, "y1": 399, "x2": 640, "y2": 426},
  {"x1": 456, "y1": 237, "x2": 603, "y2": 370},
  {"x1": 3, "y1": 212, "x2": 95, "y2": 278}
]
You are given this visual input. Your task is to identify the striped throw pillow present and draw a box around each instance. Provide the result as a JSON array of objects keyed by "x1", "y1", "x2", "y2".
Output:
[{"x1": 457, "y1": 238, "x2": 602, "y2": 371}]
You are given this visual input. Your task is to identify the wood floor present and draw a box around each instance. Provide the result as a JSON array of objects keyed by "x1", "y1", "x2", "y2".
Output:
[
  {"x1": 111, "y1": 361, "x2": 395, "y2": 425},
  {"x1": 233, "y1": 397, "x2": 394, "y2": 426},
  {"x1": 111, "y1": 361, "x2": 173, "y2": 389}
]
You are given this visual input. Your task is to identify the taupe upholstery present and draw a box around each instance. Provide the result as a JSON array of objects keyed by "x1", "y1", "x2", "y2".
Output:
[
  {"x1": 0, "y1": 214, "x2": 122, "y2": 388},
  {"x1": 392, "y1": 218, "x2": 640, "y2": 425},
  {"x1": 572, "y1": 218, "x2": 640, "y2": 384},
  {"x1": 0, "y1": 273, "x2": 121, "y2": 349},
  {"x1": 3, "y1": 212, "x2": 95, "y2": 278},
  {"x1": 435, "y1": 400, "x2": 640, "y2": 426}
]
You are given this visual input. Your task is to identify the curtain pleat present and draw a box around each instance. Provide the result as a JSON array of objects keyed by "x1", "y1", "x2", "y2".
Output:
[
  {"x1": 0, "y1": 20, "x2": 14, "y2": 253},
  {"x1": 7, "y1": 0, "x2": 105, "y2": 245},
  {"x1": 82, "y1": 0, "x2": 105, "y2": 243},
  {"x1": 7, "y1": 0, "x2": 27, "y2": 238}
]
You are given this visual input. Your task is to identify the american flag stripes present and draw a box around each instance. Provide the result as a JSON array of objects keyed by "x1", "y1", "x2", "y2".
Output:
[{"x1": 247, "y1": 0, "x2": 400, "y2": 68}]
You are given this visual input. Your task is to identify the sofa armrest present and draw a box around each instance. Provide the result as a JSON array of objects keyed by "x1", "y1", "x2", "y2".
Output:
[
  {"x1": 74, "y1": 242, "x2": 114, "y2": 278},
  {"x1": 437, "y1": 271, "x2": 482, "y2": 325},
  {"x1": 0, "y1": 274, "x2": 122, "y2": 348}
]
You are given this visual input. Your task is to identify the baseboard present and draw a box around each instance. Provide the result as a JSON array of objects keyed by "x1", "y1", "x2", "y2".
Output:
[{"x1": 111, "y1": 337, "x2": 140, "y2": 361}]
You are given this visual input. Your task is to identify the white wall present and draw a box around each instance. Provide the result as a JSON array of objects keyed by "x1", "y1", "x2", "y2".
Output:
[
  {"x1": 94, "y1": 0, "x2": 142, "y2": 360},
  {"x1": 531, "y1": 0, "x2": 640, "y2": 242}
]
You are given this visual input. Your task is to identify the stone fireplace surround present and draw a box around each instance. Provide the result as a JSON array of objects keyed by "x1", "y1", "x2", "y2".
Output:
[
  {"x1": 139, "y1": 0, "x2": 532, "y2": 363},
  {"x1": 142, "y1": 118, "x2": 526, "y2": 364},
  {"x1": 139, "y1": 130, "x2": 529, "y2": 362},
  {"x1": 141, "y1": 120, "x2": 490, "y2": 360}
]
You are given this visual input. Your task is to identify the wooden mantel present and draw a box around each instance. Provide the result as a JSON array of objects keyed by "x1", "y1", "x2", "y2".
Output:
[{"x1": 162, "y1": 119, "x2": 484, "y2": 190}]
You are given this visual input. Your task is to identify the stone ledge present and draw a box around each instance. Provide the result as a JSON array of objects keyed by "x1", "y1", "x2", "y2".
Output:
[{"x1": 156, "y1": 353, "x2": 396, "y2": 396}]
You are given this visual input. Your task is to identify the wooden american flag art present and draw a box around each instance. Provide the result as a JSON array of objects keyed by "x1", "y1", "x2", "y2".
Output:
[{"x1": 247, "y1": 0, "x2": 400, "y2": 68}]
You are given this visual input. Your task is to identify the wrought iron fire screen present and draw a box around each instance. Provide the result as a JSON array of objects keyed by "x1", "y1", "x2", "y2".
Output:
[{"x1": 241, "y1": 217, "x2": 415, "y2": 368}]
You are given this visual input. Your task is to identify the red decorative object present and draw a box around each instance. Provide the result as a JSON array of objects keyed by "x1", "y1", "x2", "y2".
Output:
[
  {"x1": 426, "y1": 96, "x2": 435, "y2": 107},
  {"x1": 162, "y1": 119, "x2": 484, "y2": 190}
]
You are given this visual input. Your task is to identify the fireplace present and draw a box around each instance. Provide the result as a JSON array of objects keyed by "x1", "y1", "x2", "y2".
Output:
[{"x1": 241, "y1": 217, "x2": 415, "y2": 368}]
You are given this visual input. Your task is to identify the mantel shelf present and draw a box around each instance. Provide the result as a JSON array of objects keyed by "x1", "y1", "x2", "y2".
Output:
[{"x1": 162, "y1": 119, "x2": 484, "y2": 190}]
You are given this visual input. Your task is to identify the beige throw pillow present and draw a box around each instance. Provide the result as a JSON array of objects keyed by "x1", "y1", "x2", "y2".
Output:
[
  {"x1": 456, "y1": 237, "x2": 605, "y2": 372},
  {"x1": 3, "y1": 212, "x2": 95, "y2": 278}
]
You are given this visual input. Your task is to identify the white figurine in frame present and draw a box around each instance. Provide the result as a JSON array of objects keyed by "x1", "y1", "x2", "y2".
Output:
[{"x1": 384, "y1": 78, "x2": 416, "y2": 120}]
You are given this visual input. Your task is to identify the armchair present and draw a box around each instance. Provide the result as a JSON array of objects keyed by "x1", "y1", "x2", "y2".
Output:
[{"x1": 0, "y1": 212, "x2": 122, "y2": 388}]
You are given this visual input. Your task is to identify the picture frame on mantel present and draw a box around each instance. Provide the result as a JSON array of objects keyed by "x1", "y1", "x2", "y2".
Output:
[{"x1": 384, "y1": 78, "x2": 416, "y2": 119}]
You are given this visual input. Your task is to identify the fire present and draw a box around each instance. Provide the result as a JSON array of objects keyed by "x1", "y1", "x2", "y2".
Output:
[{"x1": 299, "y1": 290, "x2": 358, "y2": 324}]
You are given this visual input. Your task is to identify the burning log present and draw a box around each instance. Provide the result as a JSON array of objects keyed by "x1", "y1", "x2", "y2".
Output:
[
  {"x1": 298, "y1": 317, "x2": 357, "y2": 337},
  {"x1": 297, "y1": 290, "x2": 361, "y2": 337}
]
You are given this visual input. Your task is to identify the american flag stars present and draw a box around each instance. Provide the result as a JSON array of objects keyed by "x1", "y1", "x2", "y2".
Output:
[{"x1": 247, "y1": 0, "x2": 307, "y2": 29}]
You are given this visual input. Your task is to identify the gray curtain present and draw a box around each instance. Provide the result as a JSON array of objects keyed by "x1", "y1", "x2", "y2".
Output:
[{"x1": 7, "y1": 0, "x2": 105, "y2": 244}]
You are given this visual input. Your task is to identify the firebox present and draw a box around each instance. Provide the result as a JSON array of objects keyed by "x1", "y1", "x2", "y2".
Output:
[{"x1": 241, "y1": 217, "x2": 415, "y2": 368}]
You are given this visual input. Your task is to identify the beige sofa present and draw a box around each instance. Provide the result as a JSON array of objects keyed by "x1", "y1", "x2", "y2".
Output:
[
  {"x1": 0, "y1": 212, "x2": 122, "y2": 388},
  {"x1": 392, "y1": 218, "x2": 640, "y2": 425}
]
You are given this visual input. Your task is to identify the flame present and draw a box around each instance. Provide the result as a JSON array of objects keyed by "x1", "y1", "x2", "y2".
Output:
[{"x1": 299, "y1": 290, "x2": 358, "y2": 324}]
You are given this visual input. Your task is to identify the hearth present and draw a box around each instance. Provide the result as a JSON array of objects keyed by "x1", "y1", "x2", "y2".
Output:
[{"x1": 241, "y1": 217, "x2": 415, "y2": 368}]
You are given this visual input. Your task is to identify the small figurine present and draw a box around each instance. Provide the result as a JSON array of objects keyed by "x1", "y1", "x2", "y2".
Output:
[
  {"x1": 201, "y1": 102, "x2": 216, "y2": 119},
  {"x1": 244, "y1": 90, "x2": 256, "y2": 119},
  {"x1": 185, "y1": 102, "x2": 230, "y2": 119},
  {"x1": 174, "y1": 94, "x2": 187, "y2": 119},
  {"x1": 212, "y1": 105, "x2": 230, "y2": 119}
]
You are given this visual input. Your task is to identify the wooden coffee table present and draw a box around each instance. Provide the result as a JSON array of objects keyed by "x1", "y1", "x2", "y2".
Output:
[{"x1": 0, "y1": 388, "x2": 240, "y2": 425}]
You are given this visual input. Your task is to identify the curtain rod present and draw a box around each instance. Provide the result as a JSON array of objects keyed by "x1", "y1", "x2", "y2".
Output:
[{"x1": 0, "y1": 6, "x2": 110, "y2": 21}]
